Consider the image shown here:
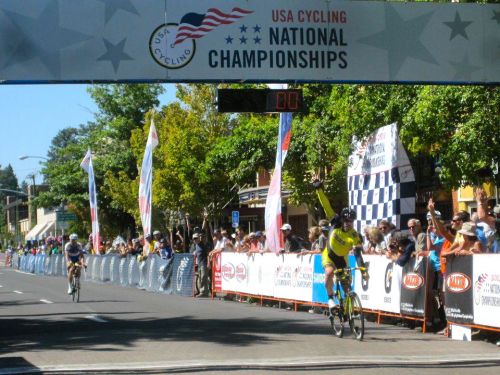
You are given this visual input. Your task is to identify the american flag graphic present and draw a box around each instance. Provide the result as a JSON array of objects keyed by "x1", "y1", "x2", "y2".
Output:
[
  {"x1": 80, "y1": 149, "x2": 101, "y2": 254},
  {"x1": 174, "y1": 7, "x2": 253, "y2": 46}
]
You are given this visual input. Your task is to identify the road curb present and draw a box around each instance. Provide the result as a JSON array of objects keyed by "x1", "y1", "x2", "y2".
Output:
[{"x1": 2, "y1": 355, "x2": 500, "y2": 374}]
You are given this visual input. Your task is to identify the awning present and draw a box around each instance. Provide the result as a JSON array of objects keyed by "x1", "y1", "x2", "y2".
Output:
[
  {"x1": 37, "y1": 221, "x2": 55, "y2": 240},
  {"x1": 25, "y1": 222, "x2": 48, "y2": 241},
  {"x1": 25, "y1": 221, "x2": 55, "y2": 241}
]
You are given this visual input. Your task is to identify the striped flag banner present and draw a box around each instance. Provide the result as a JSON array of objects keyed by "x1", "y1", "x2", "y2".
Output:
[
  {"x1": 138, "y1": 118, "x2": 159, "y2": 242},
  {"x1": 80, "y1": 149, "x2": 100, "y2": 254},
  {"x1": 347, "y1": 123, "x2": 415, "y2": 233},
  {"x1": 265, "y1": 113, "x2": 292, "y2": 253},
  {"x1": 174, "y1": 7, "x2": 253, "y2": 46}
]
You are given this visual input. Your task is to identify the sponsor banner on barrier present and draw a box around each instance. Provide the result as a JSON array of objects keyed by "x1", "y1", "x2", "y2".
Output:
[
  {"x1": 473, "y1": 255, "x2": 500, "y2": 328},
  {"x1": 258, "y1": 253, "x2": 276, "y2": 297},
  {"x1": 272, "y1": 255, "x2": 293, "y2": 299},
  {"x1": 172, "y1": 254, "x2": 195, "y2": 296},
  {"x1": 289, "y1": 255, "x2": 314, "y2": 302},
  {"x1": 312, "y1": 254, "x2": 327, "y2": 304},
  {"x1": 353, "y1": 255, "x2": 402, "y2": 313},
  {"x1": 221, "y1": 253, "x2": 250, "y2": 294},
  {"x1": 444, "y1": 256, "x2": 474, "y2": 324},
  {"x1": 274, "y1": 254, "x2": 314, "y2": 302},
  {"x1": 400, "y1": 256, "x2": 428, "y2": 317},
  {"x1": 212, "y1": 253, "x2": 222, "y2": 292},
  {"x1": 245, "y1": 253, "x2": 260, "y2": 295},
  {"x1": 221, "y1": 253, "x2": 314, "y2": 301}
]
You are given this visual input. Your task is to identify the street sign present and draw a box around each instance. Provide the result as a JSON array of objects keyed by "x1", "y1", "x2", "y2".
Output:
[
  {"x1": 57, "y1": 212, "x2": 77, "y2": 222},
  {"x1": 231, "y1": 211, "x2": 240, "y2": 228}
]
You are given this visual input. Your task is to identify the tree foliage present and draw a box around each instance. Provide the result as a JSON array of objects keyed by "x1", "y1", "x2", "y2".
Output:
[
  {"x1": 402, "y1": 86, "x2": 500, "y2": 187},
  {"x1": 0, "y1": 164, "x2": 19, "y2": 234},
  {"x1": 38, "y1": 84, "x2": 164, "y2": 237},
  {"x1": 37, "y1": 81, "x2": 499, "y2": 237}
]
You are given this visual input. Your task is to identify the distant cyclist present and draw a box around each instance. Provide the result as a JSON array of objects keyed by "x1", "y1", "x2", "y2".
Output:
[
  {"x1": 312, "y1": 177, "x2": 368, "y2": 310},
  {"x1": 65, "y1": 234, "x2": 85, "y2": 294}
]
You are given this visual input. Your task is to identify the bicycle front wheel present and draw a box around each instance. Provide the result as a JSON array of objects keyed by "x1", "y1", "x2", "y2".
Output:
[
  {"x1": 71, "y1": 277, "x2": 77, "y2": 302},
  {"x1": 330, "y1": 308, "x2": 344, "y2": 338},
  {"x1": 75, "y1": 277, "x2": 80, "y2": 303},
  {"x1": 347, "y1": 292, "x2": 364, "y2": 340}
]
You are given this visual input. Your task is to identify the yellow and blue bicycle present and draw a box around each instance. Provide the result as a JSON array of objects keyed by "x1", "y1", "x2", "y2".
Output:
[{"x1": 329, "y1": 267, "x2": 366, "y2": 341}]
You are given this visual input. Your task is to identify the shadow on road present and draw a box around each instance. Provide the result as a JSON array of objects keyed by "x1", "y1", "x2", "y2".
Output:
[
  {"x1": 0, "y1": 315, "x2": 321, "y2": 354},
  {"x1": 0, "y1": 310, "x2": 453, "y2": 357}
]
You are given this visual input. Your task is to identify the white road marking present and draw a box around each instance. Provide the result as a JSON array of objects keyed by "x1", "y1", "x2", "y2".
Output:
[
  {"x1": 0, "y1": 285, "x2": 3, "y2": 288},
  {"x1": 40, "y1": 299, "x2": 53, "y2": 304},
  {"x1": 15, "y1": 270, "x2": 35, "y2": 276},
  {"x1": 13, "y1": 290, "x2": 23, "y2": 294},
  {"x1": 85, "y1": 315, "x2": 107, "y2": 323}
]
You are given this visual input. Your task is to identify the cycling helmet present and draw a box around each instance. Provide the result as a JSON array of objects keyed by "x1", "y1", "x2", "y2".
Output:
[
  {"x1": 69, "y1": 233, "x2": 78, "y2": 240},
  {"x1": 340, "y1": 207, "x2": 356, "y2": 221}
]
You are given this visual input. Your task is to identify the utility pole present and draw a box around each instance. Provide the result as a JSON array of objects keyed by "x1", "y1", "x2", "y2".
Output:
[{"x1": 0, "y1": 188, "x2": 28, "y2": 246}]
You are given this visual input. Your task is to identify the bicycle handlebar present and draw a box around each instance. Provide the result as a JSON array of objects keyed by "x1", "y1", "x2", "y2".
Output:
[{"x1": 333, "y1": 266, "x2": 366, "y2": 275}]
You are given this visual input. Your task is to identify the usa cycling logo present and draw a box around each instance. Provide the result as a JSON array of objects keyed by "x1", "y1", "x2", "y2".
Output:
[{"x1": 149, "y1": 7, "x2": 253, "y2": 69}]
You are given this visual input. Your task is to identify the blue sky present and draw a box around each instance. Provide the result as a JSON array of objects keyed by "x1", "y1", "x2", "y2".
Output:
[{"x1": 0, "y1": 84, "x2": 176, "y2": 185}]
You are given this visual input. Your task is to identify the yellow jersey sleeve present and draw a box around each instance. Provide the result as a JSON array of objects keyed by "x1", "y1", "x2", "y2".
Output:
[{"x1": 316, "y1": 188, "x2": 335, "y2": 220}]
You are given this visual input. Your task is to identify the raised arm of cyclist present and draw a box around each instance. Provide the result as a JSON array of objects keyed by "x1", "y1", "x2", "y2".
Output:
[{"x1": 312, "y1": 177, "x2": 336, "y2": 220}]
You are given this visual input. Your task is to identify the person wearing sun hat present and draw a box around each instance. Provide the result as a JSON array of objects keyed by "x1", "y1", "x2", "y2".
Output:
[{"x1": 452, "y1": 222, "x2": 483, "y2": 256}]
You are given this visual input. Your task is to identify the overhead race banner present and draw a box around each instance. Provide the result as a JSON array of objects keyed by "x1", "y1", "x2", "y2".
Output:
[
  {"x1": 348, "y1": 123, "x2": 415, "y2": 233},
  {"x1": 0, "y1": 0, "x2": 499, "y2": 84}
]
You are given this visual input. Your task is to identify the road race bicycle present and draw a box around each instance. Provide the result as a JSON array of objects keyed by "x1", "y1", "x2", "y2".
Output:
[
  {"x1": 329, "y1": 267, "x2": 366, "y2": 341},
  {"x1": 69, "y1": 263, "x2": 83, "y2": 303}
]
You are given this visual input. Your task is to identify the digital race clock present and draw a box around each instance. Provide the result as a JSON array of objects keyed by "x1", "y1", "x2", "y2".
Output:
[{"x1": 217, "y1": 89, "x2": 304, "y2": 113}]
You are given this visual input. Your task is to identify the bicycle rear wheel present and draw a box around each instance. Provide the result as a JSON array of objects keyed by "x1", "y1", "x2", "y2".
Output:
[
  {"x1": 348, "y1": 292, "x2": 364, "y2": 340},
  {"x1": 329, "y1": 308, "x2": 344, "y2": 338}
]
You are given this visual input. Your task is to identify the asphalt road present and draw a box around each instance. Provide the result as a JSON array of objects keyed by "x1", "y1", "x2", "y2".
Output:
[{"x1": 0, "y1": 261, "x2": 499, "y2": 374}]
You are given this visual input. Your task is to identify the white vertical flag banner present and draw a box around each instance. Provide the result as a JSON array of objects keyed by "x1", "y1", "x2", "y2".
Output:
[
  {"x1": 265, "y1": 112, "x2": 292, "y2": 252},
  {"x1": 347, "y1": 123, "x2": 415, "y2": 232},
  {"x1": 139, "y1": 118, "x2": 159, "y2": 242},
  {"x1": 80, "y1": 149, "x2": 101, "y2": 255}
]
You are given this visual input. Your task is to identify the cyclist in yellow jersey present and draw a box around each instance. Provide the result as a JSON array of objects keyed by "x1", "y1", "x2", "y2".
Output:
[{"x1": 313, "y1": 178, "x2": 368, "y2": 310}]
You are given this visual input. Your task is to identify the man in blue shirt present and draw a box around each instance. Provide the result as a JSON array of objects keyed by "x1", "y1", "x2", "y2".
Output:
[{"x1": 159, "y1": 238, "x2": 173, "y2": 260}]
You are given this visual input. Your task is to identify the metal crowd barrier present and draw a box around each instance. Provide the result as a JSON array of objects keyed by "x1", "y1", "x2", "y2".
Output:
[{"x1": 11, "y1": 253, "x2": 194, "y2": 296}]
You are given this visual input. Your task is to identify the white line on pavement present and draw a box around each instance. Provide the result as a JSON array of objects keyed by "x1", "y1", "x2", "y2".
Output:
[
  {"x1": 0, "y1": 285, "x2": 3, "y2": 288},
  {"x1": 40, "y1": 299, "x2": 53, "y2": 304},
  {"x1": 15, "y1": 270, "x2": 35, "y2": 276},
  {"x1": 13, "y1": 290, "x2": 23, "y2": 294},
  {"x1": 85, "y1": 315, "x2": 107, "y2": 323}
]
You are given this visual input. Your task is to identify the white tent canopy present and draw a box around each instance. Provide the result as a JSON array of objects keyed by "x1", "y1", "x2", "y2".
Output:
[{"x1": 25, "y1": 221, "x2": 55, "y2": 241}]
